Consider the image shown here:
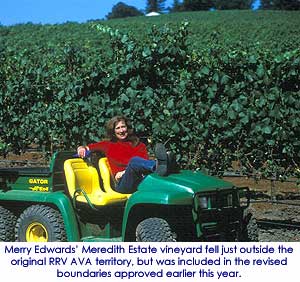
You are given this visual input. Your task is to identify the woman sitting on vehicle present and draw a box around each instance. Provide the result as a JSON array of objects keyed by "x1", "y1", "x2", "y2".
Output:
[{"x1": 77, "y1": 115, "x2": 170, "y2": 194}]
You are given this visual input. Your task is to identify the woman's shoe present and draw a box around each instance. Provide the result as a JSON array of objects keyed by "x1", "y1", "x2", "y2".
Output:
[{"x1": 154, "y1": 143, "x2": 168, "y2": 176}]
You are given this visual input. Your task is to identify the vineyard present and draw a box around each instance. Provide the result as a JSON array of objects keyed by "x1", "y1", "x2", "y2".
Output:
[{"x1": 0, "y1": 10, "x2": 299, "y2": 181}]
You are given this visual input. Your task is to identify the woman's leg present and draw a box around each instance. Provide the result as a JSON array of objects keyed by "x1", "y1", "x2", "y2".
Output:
[{"x1": 115, "y1": 157, "x2": 156, "y2": 194}]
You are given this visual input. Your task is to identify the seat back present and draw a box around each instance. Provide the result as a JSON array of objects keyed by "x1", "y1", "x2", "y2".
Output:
[
  {"x1": 64, "y1": 158, "x2": 101, "y2": 198},
  {"x1": 98, "y1": 157, "x2": 116, "y2": 193},
  {"x1": 98, "y1": 157, "x2": 131, "y2": 198}
]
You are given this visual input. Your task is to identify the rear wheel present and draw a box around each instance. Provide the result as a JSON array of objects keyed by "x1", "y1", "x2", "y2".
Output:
[
  {"x1": 0, "y1": 206, "x2": 17, "y2": 241},
  {"x1": 136, "y1": 217, "x2": 177, "y2": 242},
  {"x1": 15, "y1": 205, "x2": 67, "y2": 242}
]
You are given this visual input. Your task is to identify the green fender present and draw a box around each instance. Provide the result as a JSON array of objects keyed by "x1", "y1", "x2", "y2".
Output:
[
  {"x1": 121, "y1": 173, "x2": 194, "y2": 239},
  {"x1": 0, "y1": 190, "x2": 80, "y2": 241},
  {"x1": 121, "y1": 189, "x2": 192, "y2": 240}
]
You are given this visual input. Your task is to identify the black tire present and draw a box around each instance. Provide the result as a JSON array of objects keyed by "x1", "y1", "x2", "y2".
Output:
[
  {"x1": 15, "y1": 205, "x2": 67, "y2": 242},
  {"x1": 0, "y1": 206, "x2": 17, "y2": 242},
  {"x1": 136, "y1": 217, "x2": 177, "y2": 242},
  {"x1": 241, "y1": 210, "x2": 259, "y2": 242}
]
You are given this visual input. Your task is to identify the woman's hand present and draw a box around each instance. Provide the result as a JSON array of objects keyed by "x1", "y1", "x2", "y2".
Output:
[
  {"x1": 77, "y1": 146, "x2": 87, "y2": 158},
  {"x1": 115, "y1": 170, "x2": 125, "y2": 181}
]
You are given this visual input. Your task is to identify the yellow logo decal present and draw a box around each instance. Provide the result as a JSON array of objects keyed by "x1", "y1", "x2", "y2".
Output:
[
  {"x1": 29, "y1": 178, "x2": 49, "y2": 185},
  {"x1": 29, "y1": 186, "x2": 49, "y2": 192}
]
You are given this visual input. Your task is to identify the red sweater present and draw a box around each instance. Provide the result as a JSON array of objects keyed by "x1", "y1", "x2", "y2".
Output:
[{"x1": 88, "y1": 140, "x2": 149, "y2": 175}]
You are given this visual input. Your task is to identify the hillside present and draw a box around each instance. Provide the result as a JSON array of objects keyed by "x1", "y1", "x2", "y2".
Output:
[
  {"x1": 106, "y1": 10, "x2": 300, "y2": 52},
  {"x1": 1, "y1": 10, "x2": 300, "y2": 54}
]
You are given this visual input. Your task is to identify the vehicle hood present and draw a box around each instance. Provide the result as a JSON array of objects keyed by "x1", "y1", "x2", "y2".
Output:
[{"x1": 138, "y1": 169, "x2": 233, "y2": 195}]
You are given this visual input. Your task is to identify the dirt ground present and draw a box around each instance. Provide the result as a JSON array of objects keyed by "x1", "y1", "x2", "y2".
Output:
[
  {"x1": 0, "y1": 150, "x2": 49, "y2": 167},
  {"x1": 223, "y1": 176, "x2": 300, "y2": 241}
]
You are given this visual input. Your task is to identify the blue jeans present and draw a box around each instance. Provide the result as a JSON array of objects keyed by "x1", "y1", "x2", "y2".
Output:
[{"x1": 115, "y1": 157, "x2": 156, "y2": 194}]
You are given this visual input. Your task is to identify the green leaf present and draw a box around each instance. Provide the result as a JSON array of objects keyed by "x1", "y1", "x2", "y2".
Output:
[
  {"x1": 213, "y1": 73, "x2": 219, "y2": 83},
  {"x1": 120, "y1": 93, "x2": 129, "y2": 102},
  {"x1": 142, "y1": 47, "x2": 151, "y2": 57},
  {"x1": 207, "y1": 87, "x2": 216, "y2": 99},
  {"x1": 231, "y1": 100, "x2": 242, "y2": 112},
  {"x1": 167, "y1": 99, "x2": 174, "y2": 109},
  {"x1": 211, "y1": 104, "x2": 222, "y2": 116},
  {"x1": 58, "y1": 91, "x2": 64, "y2": 100},
  {"x1": 256, "y1": 64, "x2": 265, "y2": 78},
  {"x1": 228, "y1": 110, "x2": 236, "y2": 120},
  {"x1": 201, "y1": 66, "x2": 210, "y2": 75},
  {"x1": 163, "y1": 109, "x2": 170, "y2": 116},
  {"x1": 171, "y1": 123, "x2": 180, "y2": 133},
  {"x1": 144, "y1": 109, "x2": 151, "y2": 117},
  {"x1": 256, "y1": 97, "x2": 266, "y2": 108},
  {"x1": 220, "y1": 74, "x2": 230, "y2": 85},
  {"x1": 240, "y1": 115, "x2": 249, "y2": 125},
  {"x1": 249, "y1": 55, "x2": 257, "y2": 64},
  {"x1": 263, "y1": 126, "x2": 272, "y2": 134}
]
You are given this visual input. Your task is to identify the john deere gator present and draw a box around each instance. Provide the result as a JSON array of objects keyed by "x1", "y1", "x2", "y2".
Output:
[{"x1": 0, "y1": 151, "x2": 252, "y2": 242}]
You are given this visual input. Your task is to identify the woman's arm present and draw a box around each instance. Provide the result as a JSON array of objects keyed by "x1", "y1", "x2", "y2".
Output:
[{"x1": 77, "y1": 140, "x2": 109, "y2": 158}]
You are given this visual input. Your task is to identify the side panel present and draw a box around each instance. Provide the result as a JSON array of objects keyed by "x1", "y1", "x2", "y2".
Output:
[
  {"x1": 0, "y1": 190, "x2": 80, "y2": 241},
  {"x1": 0, "y1": 168, "x2": 52, "y2": 191}
]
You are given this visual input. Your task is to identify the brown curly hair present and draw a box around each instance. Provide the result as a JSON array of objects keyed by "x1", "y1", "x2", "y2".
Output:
[{"x1": 105, "y1": 116, "x2": 139, "y2": 146}]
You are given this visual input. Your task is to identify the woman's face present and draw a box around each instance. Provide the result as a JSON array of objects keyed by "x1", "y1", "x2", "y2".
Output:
[{"x1": 114, "y1": 120, "x2": 128, "y2": 141}]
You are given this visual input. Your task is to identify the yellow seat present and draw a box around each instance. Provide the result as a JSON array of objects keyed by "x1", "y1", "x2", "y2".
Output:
[
  {"x1": 64, "y1": 158, "x2": 128, "y2": 206},
  {"x1": 98, "y1": 157, "x2": 131, "y2": 199}
]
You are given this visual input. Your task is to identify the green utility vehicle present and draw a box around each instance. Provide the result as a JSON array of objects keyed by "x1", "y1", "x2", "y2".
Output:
[{"x1": 0, "y1": 151, "x2": 251, "y2": 242}]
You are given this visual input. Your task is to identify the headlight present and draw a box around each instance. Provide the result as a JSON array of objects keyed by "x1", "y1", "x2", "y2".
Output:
[
  {"x1": 198, "y1": 196, "x2": 208, "y2": 209},
  {"x1": 227, "y1": 194, "x2": 233, "y2": 206},
  {"x1": 219, "y1": 193, "x2": 233, "y2": 207}
]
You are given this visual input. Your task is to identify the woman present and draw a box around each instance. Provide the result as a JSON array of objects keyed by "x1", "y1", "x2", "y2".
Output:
[{"x1": 77, "y1": 115, "x2": 169, "y2": 194}]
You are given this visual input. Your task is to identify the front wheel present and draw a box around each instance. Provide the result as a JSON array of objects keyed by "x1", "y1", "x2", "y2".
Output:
[
  {"x1": 240, "y1": 210, "x2": 259, "y2": 242},
  {"x1": 15, "y1": 205, "x2": 67, "y2": 242},
  {"x1": 136, "y1": 217, "x2": 177, "y2": 242}
]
